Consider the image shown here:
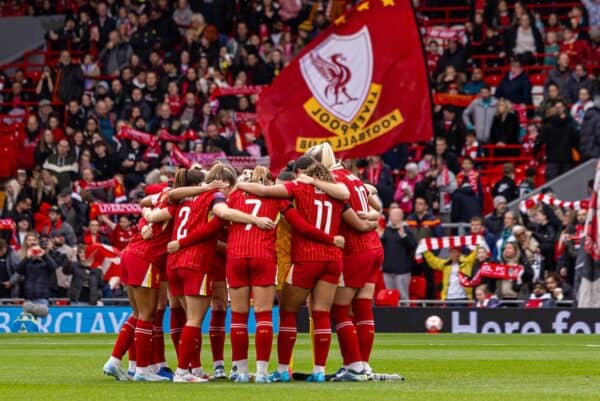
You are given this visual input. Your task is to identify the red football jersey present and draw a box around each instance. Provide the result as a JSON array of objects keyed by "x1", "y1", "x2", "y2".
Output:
[
  {"x1": 126, "y1": 204, "x2": 176, "y2": 267},
  {"x1": 167, "y1": 190, "x2": 225, "y2": 270},
  {"x1": 226, "y1": 190, "x2": 288, "y2": 260},
  {"x1": 331, "y1": 167, "x2": 382, "y2": 254},
  {"x1": 283, "y1": 181, "x2": 343, "y2": 262}
]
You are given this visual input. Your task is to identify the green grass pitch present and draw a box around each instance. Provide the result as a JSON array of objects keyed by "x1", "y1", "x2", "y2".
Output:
[{"x1": 1, "y1": 334, "x2": 600, "y2": 401}]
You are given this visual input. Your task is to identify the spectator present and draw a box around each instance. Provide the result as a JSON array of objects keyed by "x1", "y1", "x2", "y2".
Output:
[
  {"x1": 435, "y1": 39, "x2": 466, "y2": 75},
  {"x1": 35, "y1": 66, "x2": 54, "y2": 101},
  {"x1": 580, "y1": 95, "x2": 600, "y2": 161},
  {"x1": 173, "y1": 0, "x2": 193, "y2": 35},
  {"x1": 525, "y1": 282, "x2": 555, "y2": 308},
  {"x1": 44, "y1": 233, "x2": 72, "y2": 298},
  {"x1": 99, "y1": 215, "x2": 136, "y2": 250},
  {"x1": 423, "y1": 247, "x2": 478, "y2": 302},
  {"x1": 460, "y1": 131, "x2": 484, "y2": 160},
  {"x1": 490, "y1": 98, "x2": 520, "y2": 148},
  {"x1": 43, "y1": 140, "x2": 78, "y2": 193},
  {"x1": 56, "y1": 51, "x2": 84, "y2": 103},
  {"x1": 361, "y1": 155, "x2": 395, "y2": 208},
  {"x1": 545, "y1": 53, "x2": 572, "y2": 100},
  {"x1": 92, "y1": 141, "x2": 118, "y2": 181},
  {"x1": 512, "y1": 224, "x2": 544, "y2": 283},
  {"x1": 537, "y1": 82, "x2": 562, "y2": 121},
  {"x1": 462, "y1": 84, "x2": 497, "y2": 144},
  {"x1": 393, "y1": 162, "x2": 421, "y2": 214},
  {"x1": 94, "y1": 1, "x2": 117, "y2": 49},
  {"x1": 462, "y1": 67, "x2": 485, "y2": 95},
  {"x1": 69, "y1": 245, "x2": 103, "y2": 305},
  {"x1": 475, "y1": 284, "x2": 501, "y2": 308},
  {"x1": 538, "y1": 100, "x2": 578, "y2": 181},
  {"x1": 497, "y1": 241, "x2": 532, "y2": 300},
  {"x1": 99, "y1": 30, "x2": 133, "y2": 76},
  {"x1": 451, "y1": 157, "x2": 483, "y2": 223},
  {"x1": 583, "y1": 0, "x2": 600, "y2": 29},
  {"x1": 567, "y1": 64, "x2": 594, "y2": 104},
  {"x1": 543, "y1": 31, "x2": 560, "y2": 67},
  {"x1": 570, "y1": 87, "x2": 594, "y2": 128},
  {"x1": 505, "y1": 13, "x2": 544, "y2": 65},
  {"x1": 83, "y1": 220, "x2": 109, "y2": 245},
  {"x1": 434, "y1": 136, "x2": 460, "y2": 174},
  {"x1": 492, "y1": 163, "x2": 518, "y2": 203},
  {"x1": 561, "y1": 27, "x2": 593, "y2": 68},
  {"x1": 469, "y1": 216, "x2": 497, "y2": 254},
  {"x1": 381, "y1": 208, "x2": 416, "y2": 300},
  {"x1": 16, "y1": 241, "x2": 58, "y2": 315},
  {"x1": 0, "y1": 239, "x2": 20, "y2": 298},
  {"x1": 434, "y1": 106, "x2": 463, "y2": 154},
  {"x1": 495, "y1": 59, "x2": 533, "y2": 107},
  {"x1": 34, "y1": 129, "x2": 56, "y2": 167},
  {"x1": 518, "y1": 168, "x2": 536, "y2": 198},
  {"x1": 544, "y1": 273, "x2": 573, "y2": 301},
  {"x1": 495, "y1": 210, "x2": 519, "y2": 259},
  {"x1": 47, "y1": 206, "x2": 77, "y2": 246}
]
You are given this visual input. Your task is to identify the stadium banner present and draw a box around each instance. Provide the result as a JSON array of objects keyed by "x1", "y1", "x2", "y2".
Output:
[
  {"x1": 0, "y1": 307, "x2": 280, "y2": 334},
  {"x1": 258, "y1": 0, "x2": 433, "y2": 172},
  {"x1": 2, "y1": 306, "x2": 600, "y2": 334},
  {"x1": 367, "y1": 308, "x2": 600, "y2": 334}
]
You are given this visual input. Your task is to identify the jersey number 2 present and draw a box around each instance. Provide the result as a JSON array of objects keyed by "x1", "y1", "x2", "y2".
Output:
[{"x1": 176, "y1": 206, "x2": 191, "y2": 240}]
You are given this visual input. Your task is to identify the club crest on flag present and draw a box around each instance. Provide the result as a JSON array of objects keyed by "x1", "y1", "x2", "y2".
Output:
[
  {"x1": 300, "y1": 27, "x2": 373, "y2": 123},
  {"x1": 294, "y1": 25, "x2": 404, "y2": 153}
]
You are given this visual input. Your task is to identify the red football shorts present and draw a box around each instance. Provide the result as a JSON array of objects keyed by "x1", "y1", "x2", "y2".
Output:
[
  {"x1": 121, "y1": 251, "x2": 161, "y2": 289},
  {"x1": 167, "y1": 267, "x2": 213, "y2": 297},
  {"x1": 211, "y1": 256, "x2": 226, "y2": 283},
  {"x1": 285, "y1": 260, "x2": 342, "y2": 289},
  {"x1": 226, "y1": 257, "x2": 277, "y2": 288},
  {"x1": 341, "y1": 248, "x2": 384, "y2": 289}
]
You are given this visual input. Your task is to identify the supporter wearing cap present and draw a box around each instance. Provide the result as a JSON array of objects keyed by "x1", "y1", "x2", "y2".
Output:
[
  {"x1": 485, "y1": 196, "x2": 507, "y2": 236},
  {"x1": 48, "y1": 205, "x2": 77, "y2": 246}
]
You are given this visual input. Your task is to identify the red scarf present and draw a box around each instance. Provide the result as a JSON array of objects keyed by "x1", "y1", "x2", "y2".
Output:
[
  {"x1": 459, "y1": 262, "x2": 524, "y2": 288},
  {"x1": 118, "y1": 126, "x2": 157, "y2": 147},
  {"x1": 457, "y1": 170, "x2": 479, "y2": 193},
  {"x1": 368, "y1": 163, "x2": 382, "y2": 184}
]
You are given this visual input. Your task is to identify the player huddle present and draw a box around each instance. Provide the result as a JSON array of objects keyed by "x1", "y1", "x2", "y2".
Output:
[{"x1": 103, "y1": 143, "x2": 388, "y2": 383}]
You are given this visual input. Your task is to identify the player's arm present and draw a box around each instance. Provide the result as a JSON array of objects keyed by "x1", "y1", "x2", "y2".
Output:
[
  {"x1": 283, "y1": 205, "x2": 343, "y2": 248},
  {"x1": 139, "y1": 195, "x2": 156, "y2": 208},
  {"x1": 212, "y1": 202, "x2": 275, "y2": 230},
  {"x1": 358, "y1": 207, "x2": 381, "y2": 222},
  {"x1": 297, "y1": 174, "x2": 350, "y2": 200},
  {"x1": 142, "y1": 207, "x2": 173, "y2": 223},
  {"x1": 168, "y1": 217, "x2": 223, "y2": 253},
  {"x1": 365, "y1": 183, "x2": 383, "y2": 212},
  {"x1": 236, "y1": 182, "x2": 290, "y2": 198},
  {"x1": 168, "y1": 181, "x2": 228, "y2": 201},
  {"x1": 343, "y1": 206, "x2": 378, "y2": 232}
]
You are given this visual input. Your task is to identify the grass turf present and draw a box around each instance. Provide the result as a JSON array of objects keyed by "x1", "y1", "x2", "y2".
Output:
[{"x1": 0, "y1": 334, "x2": 599, "y2": 401}]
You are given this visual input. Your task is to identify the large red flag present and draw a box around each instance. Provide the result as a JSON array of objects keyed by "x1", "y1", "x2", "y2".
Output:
[{"x1": 258, "y1": 0, "x2": 433, "y2": 171}]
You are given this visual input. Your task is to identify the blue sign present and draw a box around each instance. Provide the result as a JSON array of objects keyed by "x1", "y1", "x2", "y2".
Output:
[{"x1": 0, "y1": 306, "x2": 280, "y2": 334}]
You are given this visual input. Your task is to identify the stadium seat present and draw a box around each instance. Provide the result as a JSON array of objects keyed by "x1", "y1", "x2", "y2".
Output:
[
  {"x1": 375, "y1": 289, "x2": 400, "y2": 307},
  {"x1": 409, "y1": 276, "x2": 427, "y2": 300}
]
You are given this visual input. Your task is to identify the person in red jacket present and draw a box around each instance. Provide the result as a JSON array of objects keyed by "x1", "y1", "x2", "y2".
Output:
[{"x1": 17, "y1": 115, "x2": 41, "y2": 171}]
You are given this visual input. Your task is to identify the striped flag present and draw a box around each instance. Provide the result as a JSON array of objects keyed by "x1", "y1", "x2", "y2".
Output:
[{"x1": 576, "y1": 160, "x2": 600, "y2": 307}]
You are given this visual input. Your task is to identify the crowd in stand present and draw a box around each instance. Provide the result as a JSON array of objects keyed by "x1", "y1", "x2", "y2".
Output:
[{"x1": 0, "y1": 0, "x2": 599, "y2": 307}]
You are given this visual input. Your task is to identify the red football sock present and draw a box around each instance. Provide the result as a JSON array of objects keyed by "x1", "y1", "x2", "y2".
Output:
[
  {"x1": 311, "y1": 310, "x2": 332, "y2": 367},
  {"x1": 230, "y1": 311, "x2": 249, "y2": 362},
  {"x1": 254, "y1": 310, "x2": 273, "y2": 363},
  {"x1": 134, "y1": 320, "x2": 154, "y2": 370},
  {"x1": 331, "y1": 304, "x2": 362, "y2": 366},
  {"x1": 178, "y1": 325, "x2": 202, "y2": 370},
  {"x1": 209, "y1": 310, "x2": 226, "y2": 364},
  {"x1": 111, "y1": 316, "x2": 136, "y2": 359},
  {"x1": 352, "y1": 298, "x2": 375, "y2": 363},
  {"x1": 277, "y1": 310, "x2": 297, "y2": 365},
  {"x1": 152, "y1": 308, "x2": 166, "y2": 366},
  {"x1": 169, "y1": 307, "x2": 186, "y2": 357},
  {"x1": 128, "y1": 342, "x2": 136, "y2": 364}
]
